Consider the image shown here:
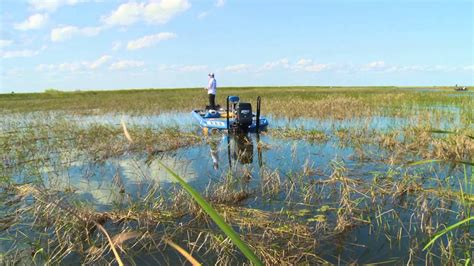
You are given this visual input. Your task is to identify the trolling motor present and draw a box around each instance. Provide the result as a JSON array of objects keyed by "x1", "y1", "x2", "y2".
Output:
[{"x1": 226, "y1": 96, "x2": 261, "y2": 134}]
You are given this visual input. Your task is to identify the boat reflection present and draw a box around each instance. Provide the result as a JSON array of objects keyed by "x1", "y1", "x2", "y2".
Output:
[
  {"x1": 206, "y1": 132, "x2": 264, "y2": 172},
  {"x1": 209, "y1": 140, "x2": 219, "y2": 170},
  {"x1": 229, "y1": 133, "x2": 254, "y2": 165}
]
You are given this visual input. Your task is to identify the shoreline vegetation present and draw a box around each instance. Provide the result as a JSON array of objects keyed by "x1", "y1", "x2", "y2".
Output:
[{"x1": 1, "y1": 86, "x2": 472, "y2": 116}]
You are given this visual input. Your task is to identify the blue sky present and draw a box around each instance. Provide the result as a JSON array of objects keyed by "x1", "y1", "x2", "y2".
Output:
[{"x1": 0, "y1": 0, "x2": 472, "y2": 93}]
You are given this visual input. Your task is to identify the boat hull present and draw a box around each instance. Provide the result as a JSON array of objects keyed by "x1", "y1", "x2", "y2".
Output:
[{"x1": 191, "y1": 110, "x2": 268, "y2": 133}]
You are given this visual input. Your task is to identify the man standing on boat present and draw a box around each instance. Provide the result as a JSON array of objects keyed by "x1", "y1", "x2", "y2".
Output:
[{"x1": 205, "y1": 73, "x2": 217, "y2": 110}]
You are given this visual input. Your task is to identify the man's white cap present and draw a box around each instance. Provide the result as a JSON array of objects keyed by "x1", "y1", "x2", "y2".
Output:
[{"x1": 208, "y1": 73, "x2": 214, "y2": 77}]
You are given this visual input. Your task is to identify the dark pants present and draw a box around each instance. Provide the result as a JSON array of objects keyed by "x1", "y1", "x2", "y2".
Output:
[{"x1": 208, "y1": 94, "x2": 216, "y2": 110}]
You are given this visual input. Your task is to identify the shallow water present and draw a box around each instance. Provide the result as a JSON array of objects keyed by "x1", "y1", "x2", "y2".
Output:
[
  {"x1": 34, "y1": 130, "x2": 469, "y2": 199},
  {"x1": 0, "y1": 111, "x2": 196, "y2": 132},
  {"x1": 1, "y1": 105, "x2": 472, "y2": 264},
  {"x1": 4, "y1": 129, "x2": 469, "y2": 263},
  {"x1": 447, "y1": 91, "x2": 474, "y2": 98},
  {"x1": 1, "y1": 105, "x2": 467, "y2": 135}
]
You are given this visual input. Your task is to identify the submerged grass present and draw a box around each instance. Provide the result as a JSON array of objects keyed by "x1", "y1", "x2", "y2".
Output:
[
  {"x1": 423, "y1": 216, "x2": 474, "y2": 251},
  {"x1": 158, "y1": 162, "x2": 263, "y2": 266},
  {"x1": 269, "y1": 127, "x2": 328, "y2": 142}
]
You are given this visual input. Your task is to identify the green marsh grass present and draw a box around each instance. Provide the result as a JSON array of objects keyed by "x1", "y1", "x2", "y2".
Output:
[{"x1": 1, "y1": 86, "x2": 472, "y2": 264}]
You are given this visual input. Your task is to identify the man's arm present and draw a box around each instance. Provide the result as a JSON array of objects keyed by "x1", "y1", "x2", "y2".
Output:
[{"x1": 205, "y1": 79, "x2": 212, "y2": 90}]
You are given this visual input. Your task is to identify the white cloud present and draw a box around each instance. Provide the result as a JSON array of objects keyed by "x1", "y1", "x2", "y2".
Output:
[
  {"x1": 351, "y1": 61, "x2": 463, "y2": 73},
  {"x1": 127, "y1": 32, "x2": 177, "y2": 50},
  {"x1": 213, "y1": 60, "x2": 328, "y2": 74},
  {"x1": 14, "y1": 13, "x2": 49, "y2": 30},
  {"x1": 36, "y1": 55, "x2": 112, "y2": 72},
  {"x1": 301, "y1": 64, "x2": 330, "y2": 72},
  {"x1": 36, "y1": 64, "x2": 54, "y2": 71},
  {"x1": 51, "y1": 26, "x2": 77, "y2": 42},
  {"x1": 224, "y1": 64, "x2": 252, "y2": 72},
  {"x1": 103, "y1": 0, "x2": 191, "y2": 26},
  {"x1": 109, "y1": 60, "x2": 145, "y2": 70},
  {"x1": 262, "y1": 58, "x2": 289, "y2": 70},
  {"x1": 158, "y1": 64, "x2": 208, "y2": 72},
  {"x1": 0, "y1": 40, "x2": 13, "y2": 48},
  {"x1": 260, "y1": 58, "x2": 331, "y2": 73},
  {"x1": 58, "y1": 62, "x2": 83, "y2": 72},
  {"x1": 383, "y1": 65, "x2": 419, "y2": 73},
  {"x1": 197, "y1": 11, "x2": 209, "y2": 20},
  {"x1": 178, "y1": 65, "x2": 208, "y2": 72},
  {"x1": 145, "y1": 0, "x2": 191, "y2": 24},
  {"x1": 102, "y1": 2, "x2": 142, "y2": 26},
  {"x1": 292, "y1": 58, "x2": 330, "y2": 72},
  {"x1": 367, "y1": 61, "x2": 385, "y2": 68},
  {"x1": 81, "y1": 26, "x2": 102, "y2": 36},
  {"x1": 112, "y1": 41, "x2": 122, "y2": 51},
  {"x1": 295, "y1": 58, "x2": 313, "y2": 66},
  {"x1": 244, "y1": 59, "x2": 463, "y2": 74},
  {"x1": 361, "y1": 60, "x2": 386, "y2": 71},
  {"x1": 157, "y1": 64, "x2": 171, "y2": 71},
  {"x1": 89, "y1": 55, "x2": 112, "y2": 69},
  {"x1": 431, "y1": 65, "x2": 457, "y2": 72},
  {"x1": 28, "y1": 0, "x2": 83, "y2": 12},
  {"x1": 357, "y1": 62, "x2": 457, "y2": 73},
  {"x1": 37, "y1": 62, "x2": 73, "y2": 72},
  {"x1": 463, "y1": 65, "x2": 474, "y2": 71},
  {"x1": 216, "y1": 0, "x2": 225, "y2": 7},
  {"x1": 50, "y1": 25, "x2": 102, "y2": 42},
  {"x1": 1, "y1": 49, "x2": 39, "y2": 59}
]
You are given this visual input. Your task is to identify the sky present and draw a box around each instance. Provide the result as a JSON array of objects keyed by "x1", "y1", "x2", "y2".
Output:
[{"x1": 0, "y1": 0, "x2": 473, "y2": 93}]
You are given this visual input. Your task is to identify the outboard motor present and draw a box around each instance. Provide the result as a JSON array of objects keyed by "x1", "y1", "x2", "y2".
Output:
[
  {"x1": 226, "y1": 95, "x2": 262, "y2": 134},
  {"x1": 227, "y1": 96, "x2": 253, "y2": 133},
  {"x1": 236, "y1": 102, "x2": 252, "y2": 129}
]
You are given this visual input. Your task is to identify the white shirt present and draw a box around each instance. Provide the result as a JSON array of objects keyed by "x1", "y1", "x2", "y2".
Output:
[{"x1": 207, "y1": 78, "x2": 216, "y2": 95}]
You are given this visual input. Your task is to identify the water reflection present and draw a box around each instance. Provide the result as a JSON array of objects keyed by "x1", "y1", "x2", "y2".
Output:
[
  {"x1": 228, "y1": 134, "x2": 254, "y2": 165},
  {"x1": 207, "y1": 133, "x2": 264, "y2": 171},
  {"x1": 38, "y1": 154, "x2": 197, "y2": 207},
  {"x1": 209, "y1": 140, "x2": 219, "y2": 170}
]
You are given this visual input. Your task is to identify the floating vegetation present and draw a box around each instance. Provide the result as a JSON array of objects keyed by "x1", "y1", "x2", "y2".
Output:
[{"x1": 269, "y1": 127, "x2": 328, "y2": 142}]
